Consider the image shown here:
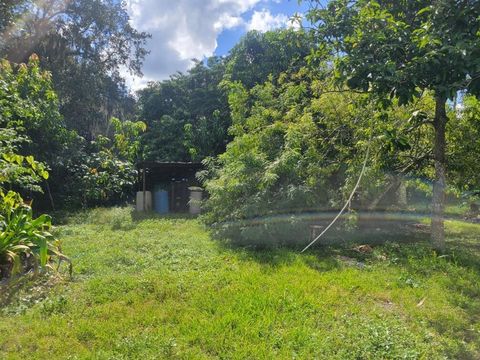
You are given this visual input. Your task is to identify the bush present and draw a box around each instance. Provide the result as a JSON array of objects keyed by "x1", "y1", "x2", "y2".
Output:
[
  {"x1": 0, "y1": 191, "x2": 70, "y2": 280},
  {"x1": 54, "y1": 119, "x2": 145, "y2": 210},
  {"x1": 62, "y1": 149, "x2": 138, "y2": 208}
]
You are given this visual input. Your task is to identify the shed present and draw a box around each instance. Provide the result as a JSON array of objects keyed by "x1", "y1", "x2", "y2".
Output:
[{"x1": 137, "y1": 161, "x2": 203, "y2": 213}]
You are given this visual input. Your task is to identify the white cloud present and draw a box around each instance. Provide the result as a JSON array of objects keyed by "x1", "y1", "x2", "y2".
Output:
[
  {"x1": 122, "y1": 1, "x2": 298, "y2": 91},
  {"x1": 214, "y1": 14, "x2": 244, "y2": 31},
  {"x1": 246, "y1": 9, "x2": 289, "y2": 32},
  {"x1": 124, "y1": 0, "x2": 262, "y2": 89}
]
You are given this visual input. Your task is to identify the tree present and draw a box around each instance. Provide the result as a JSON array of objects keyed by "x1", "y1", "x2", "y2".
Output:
[
  {"x1": 225, "y1": 29, "x2": 312, "y2": 89},
  {"x1": 0, "y1": 55, "x2": 73, "y2": 167},
  {"x1": 0, "y1": 54, "x2": 145, "y2": 210},
  {"x1": 0, "y1": 1, "x2": 29, "y2": 44},
  {"x1": 138, "y1": 57, "x2": 231, "y2": 162},
  {"x1": 0, "y1": 0, "x2": 149, "y2": 139},
  {"x1": 305, "y1": 0, "x2": 480, "y2": 250},
  {"x1": 448, "y1": 95, "x2": 480, "y2": 192},
  {"x1": 0, "y1": 1, "x2": 26, "y2": 36},
  {"x1": 201, "y1": 59, "x2": 433, "y2": 246}
]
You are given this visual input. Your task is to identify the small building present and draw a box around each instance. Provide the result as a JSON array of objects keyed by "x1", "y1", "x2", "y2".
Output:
[{"x1": 136, "y1": 161, "x2": 203, "y2": 213}]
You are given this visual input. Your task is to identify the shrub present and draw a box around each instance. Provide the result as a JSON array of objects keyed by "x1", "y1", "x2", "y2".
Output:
[
  {"x1": 62, "y1": 148, "x2": 138, "y2": 208},
  {"x1": 57, "y1": 119, "x2": 145, "y2": 209},
  {"x1": 0, "y1": 191, "x2": 70, "y2": 280}
]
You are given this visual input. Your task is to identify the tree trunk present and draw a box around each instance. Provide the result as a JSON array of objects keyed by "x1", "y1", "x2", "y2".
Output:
[{"x1": 431, "y1": 96, "x2": 447, "y2": 251}]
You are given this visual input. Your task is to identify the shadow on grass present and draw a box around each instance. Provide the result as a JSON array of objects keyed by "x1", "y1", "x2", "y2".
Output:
[
  {"x1": 216, "y1": 239, "x2": 301, "y2": 268},
  {"x1": 214, "y1": 218, "x2": 480, "y2": 279},
  {"x1": 218, "y1": 226, "x2": 480, "y2": 357}
]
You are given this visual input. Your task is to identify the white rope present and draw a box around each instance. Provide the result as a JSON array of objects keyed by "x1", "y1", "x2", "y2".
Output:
[{"x1": 301, "y1": 140, "x2": 371, "y2": 253}]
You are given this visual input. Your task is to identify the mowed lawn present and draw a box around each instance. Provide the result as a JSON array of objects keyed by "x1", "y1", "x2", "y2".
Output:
[{"x1": 1, "y1": 209, "x2": 479, "y2": 359}]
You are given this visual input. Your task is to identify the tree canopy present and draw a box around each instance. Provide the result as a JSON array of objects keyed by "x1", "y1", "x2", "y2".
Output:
[
  {"x1": 0, "y1": 0, "x2": 149, "y2": 139},
  {"x1": 225, "y1": 29, "x2": 313, "y2": 89},
  {"x1": 138, "y1": 57, "x2": 231, "y2": 162},
  {"x1": 138, "y1": 29, "x2": 315, "y2": 163}
]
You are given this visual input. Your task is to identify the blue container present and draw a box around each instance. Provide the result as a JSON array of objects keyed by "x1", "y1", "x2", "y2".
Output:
[{"x1": 154, "y1": 187, "x2": 169, "y2": 214}]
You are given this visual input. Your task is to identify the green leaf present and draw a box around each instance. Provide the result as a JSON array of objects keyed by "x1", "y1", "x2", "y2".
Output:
[
  {"x1": 26, "y1": 156, "x2": 35, "y2": 165},
  {"x1": 40, "y1": 170, "x2": 49, "y2": 180}
]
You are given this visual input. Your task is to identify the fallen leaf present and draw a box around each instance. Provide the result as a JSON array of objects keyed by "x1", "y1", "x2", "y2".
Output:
[{"x1": 417, "y1": 297, "x2": 427, "y2": 307}]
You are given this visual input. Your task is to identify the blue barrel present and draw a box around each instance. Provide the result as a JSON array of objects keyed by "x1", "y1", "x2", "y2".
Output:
[{"x1": 154, "y1": 187, "x2": 169, "y2": 214}]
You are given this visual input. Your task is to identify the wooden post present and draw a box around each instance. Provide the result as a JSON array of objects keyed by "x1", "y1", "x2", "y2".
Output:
[
  {"x1": 45, "y1": 180, "x2": 55, "y2": 211},
  {"x1": 171, "y1": 181, "x2": 175, "y2": 213},
  {"x1": 310, "y1": 225, "x2": 324, "y2": 242},
  {"x1": 142, "y1": 166, "x2": 146, "y2": 212}
]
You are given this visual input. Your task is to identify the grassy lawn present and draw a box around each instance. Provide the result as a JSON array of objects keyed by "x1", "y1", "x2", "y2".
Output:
[{"x1": 1, "y1": 208, "x2": 479, "y2": 359}]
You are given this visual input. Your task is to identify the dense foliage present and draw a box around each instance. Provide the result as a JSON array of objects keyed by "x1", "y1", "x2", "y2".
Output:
[
  {"x1": 58, "y1": 118, "x2": 146, "y2": 208},
  {"x1": 1, "y1": 2, "x2": 480, "y2": 249},
  {"x1": 448, "y1": 96, "x2": 480, "y2": 192},
  {"x1": 0, "y1": 56, "x2": 144, "y2": 210},
  {"x1": 138, "y1": 29, "x2": 313, "y2": 163},
  {"x1": 304, "y1": 0, "x2": 480, "y2": 249},
  {"x1": 0, "y1": 56, "x2": 72, "y2": 166},
  {"x1": 0, "y1": 51, "x2": 144, "y2": 281},
  {"x1": 138, "y1": 58, "x2": 231, "y2": 162},
  {"x1": 0, "y1": 129, "x2": 49, "y2": 194},
  {"x1": 0, "y1": 128, "x2": 68, "y2": 281},
  {"x1": 225, "y1": 29, "x2": 313, "y2": 89},
  {"x1": 201, "y1": 62, "x2": 442, "y2": 245},
  {"x1": 0, "y1": 0, "x2": 149, "y2": 140},
  {"x1": 0, "y1": 0, "x2": 151, "y2": 212}
]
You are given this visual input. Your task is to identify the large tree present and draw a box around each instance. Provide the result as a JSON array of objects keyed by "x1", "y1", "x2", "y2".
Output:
[
  {"x1": 138, "y1": 57, "x2": 231, "y2": 162},
  {"x1": 306, "y1": 0, "x2": 480, "y2": 250},
  {"x1": 0, "y1": 1, "x2": 25, "y2": 35},
  {"x1": 0, "y1": 0, "x2": 149, "y2": 139}
]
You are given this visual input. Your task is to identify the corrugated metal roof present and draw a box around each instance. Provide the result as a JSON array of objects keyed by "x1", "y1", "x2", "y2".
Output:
[{"x1": 137, "y1": 161, "x2": 203, "y2": 169}]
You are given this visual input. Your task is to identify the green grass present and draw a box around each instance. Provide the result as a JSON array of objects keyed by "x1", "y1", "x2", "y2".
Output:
[{"x1": 1, "y1": 208, "x2": 479, "y2": 359}]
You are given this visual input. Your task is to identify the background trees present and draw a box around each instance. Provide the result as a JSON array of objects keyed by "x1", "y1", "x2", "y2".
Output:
[
  {"x1": 0, "y1": 54, "x2": 145, "y2": 210},
  {"x1": 0, "y1": 1, "x2": 149, "y2": 210},
  {"x1": 225, "y1": 29, "x2": 312, "y2": 89},
  {"x1": 138, "y1": 29, "x2": 314, "y2": 163},
  {"x1": 0, "y1": 55, "x2": 73, "y2": 164},
  {"x1": 201, "y1": 58, "x2": 440, "y2": 246},
  {"x1": 1, "y1": 1, "x2": 480, "y2": 250},
  {"x1": 448, "y1": 96, "x2": 480, "y2": 193},
  {"x1": 138, "y1": 57, "x2": 230, "y2": 162}
]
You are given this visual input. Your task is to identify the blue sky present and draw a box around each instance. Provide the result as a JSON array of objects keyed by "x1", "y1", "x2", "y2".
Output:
[{"x1": 124, "y1": 0, "x2": 310, "y2": 89}]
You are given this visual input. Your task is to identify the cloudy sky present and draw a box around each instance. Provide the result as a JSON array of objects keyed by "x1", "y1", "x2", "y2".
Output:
[{"x1": 124, "y1": 0, "x2": 308, "y2": 89}]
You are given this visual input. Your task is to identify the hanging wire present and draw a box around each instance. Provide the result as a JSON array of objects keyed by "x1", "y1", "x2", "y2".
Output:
[{"x1": 301, "y1": 138, "x2": 372, "y2": 253}]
